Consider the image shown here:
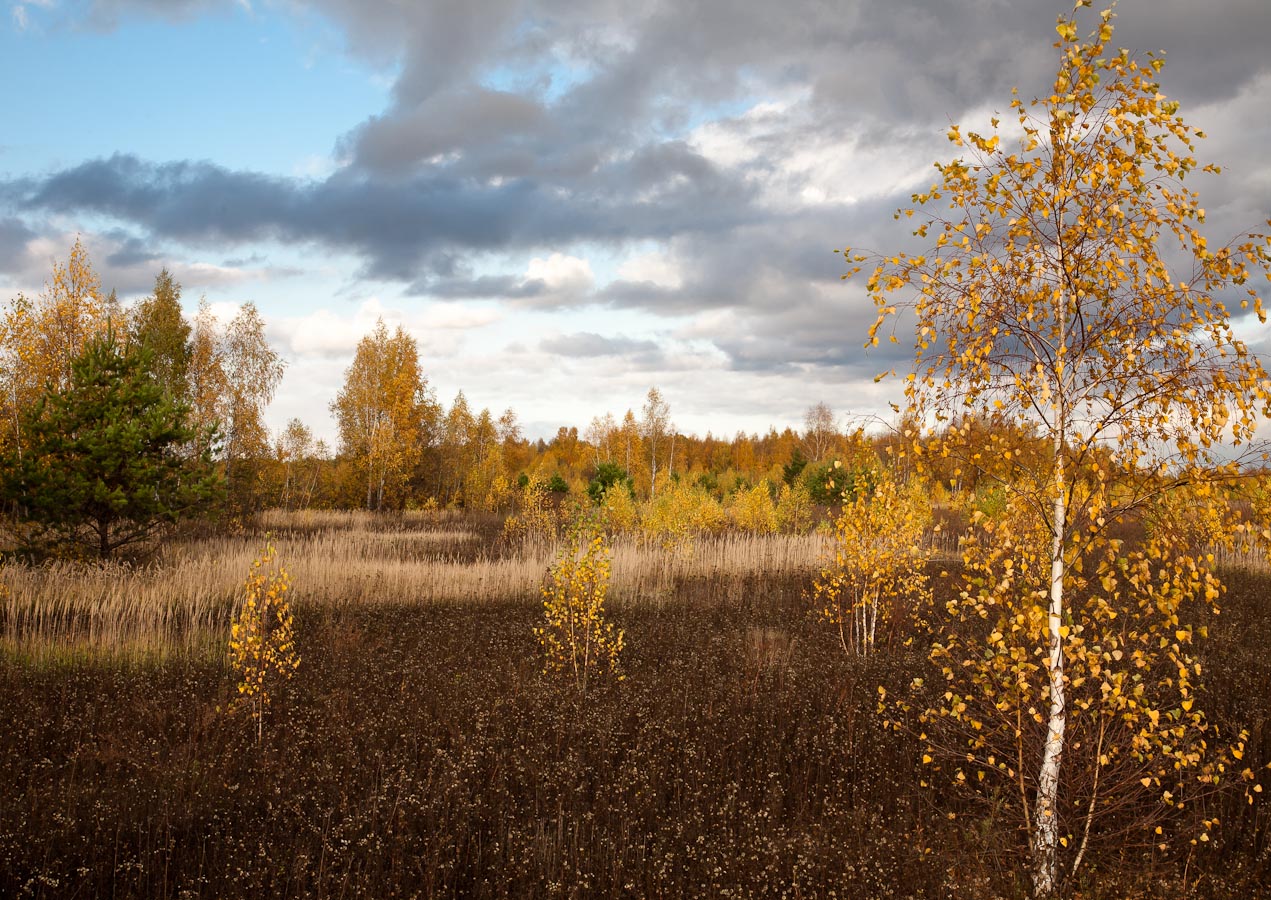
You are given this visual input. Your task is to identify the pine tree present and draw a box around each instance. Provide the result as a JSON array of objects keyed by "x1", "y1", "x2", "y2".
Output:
[{"x1": 1, "y1": 329, "x2": 222, "y2": 559}]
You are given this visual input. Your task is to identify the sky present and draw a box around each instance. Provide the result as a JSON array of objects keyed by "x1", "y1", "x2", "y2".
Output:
[{"x1": 1, "y1": 0, "x2": 1269, "y2": 445}]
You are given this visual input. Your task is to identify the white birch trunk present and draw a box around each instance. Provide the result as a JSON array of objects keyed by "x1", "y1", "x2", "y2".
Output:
[{"x1": 1031, "y1": 466, "x2": 1067, "y2": 897}]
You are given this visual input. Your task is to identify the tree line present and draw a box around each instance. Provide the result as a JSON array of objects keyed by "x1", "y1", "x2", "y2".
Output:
[{"x1": 3, "y1": 244, "x2": 975, "y2": 553}]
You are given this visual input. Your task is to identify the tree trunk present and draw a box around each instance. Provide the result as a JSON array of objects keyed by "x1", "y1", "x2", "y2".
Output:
[
  {"x1": 98, "y1": 517, "x2": 111, "y2": 559},
  {"x1": 649, "y1": 440, "x2": 658, "y2": 500},
  {"x1": 1032, "y1": 471, "x2": 1067, "y2": 897}
]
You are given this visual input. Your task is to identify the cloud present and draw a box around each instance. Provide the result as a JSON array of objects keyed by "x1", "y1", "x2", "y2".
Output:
[
  {"x1": 616, "y1": 249, "x2": 682, "y2": 289},
  {"x1": 268, "y1": 296, "x2": 501, "y2": 360},
  {"x1": 7, "y1": 148, "x2": 757, "y2": 285},
  {"x1": 0, "y1": 218, "x2": 37, "y2": 272},
  {"x1": 540, "y1": 331, "x2": 661, "y2": 359},
  {"x1": 5, "y1": 0, "x2": 1270, "y2": 441},
  {"x1": 11, "y1": 0, "x2": 54, "y2": 31}
]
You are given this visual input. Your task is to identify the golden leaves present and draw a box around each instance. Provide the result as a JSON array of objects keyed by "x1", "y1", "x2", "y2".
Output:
[
  {"x1": 228, "y1": 542, "x2": 299, "y2": 736},
  {"x1": 811, "y1": 476, "x2": 933, "y2": 656},
  {"x1": 537, "y1": 524, "x2": 624, "y2": 688},
  {"x1": 0, "y1": 239, "x2": 109, "y2": 457},
  {"x1": 332, "y1": 318, "x2": 433, "y2": 509}
]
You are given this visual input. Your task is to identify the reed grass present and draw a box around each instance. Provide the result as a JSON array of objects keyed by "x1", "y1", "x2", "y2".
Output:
[{"x1": 0, "y1": 512, "x2": 840, "y2": 660}]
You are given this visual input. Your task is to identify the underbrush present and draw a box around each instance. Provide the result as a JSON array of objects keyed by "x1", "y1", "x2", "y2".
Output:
[{"x1": 1, "y1": 567, "x2": 1269, "y2": 898}]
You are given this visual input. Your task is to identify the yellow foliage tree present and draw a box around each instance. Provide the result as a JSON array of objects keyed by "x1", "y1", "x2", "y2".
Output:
[
  {"x1": 0, "y1": 239, "x2": 107, "y2": 459},
  {"x1": 775, "y1": 481, "x2": 815, "y2": 534},
  {"x1": 331, "y1": 319, "x2": 437, "y2": 510},
  {"x1": 228, "y1": 542, "x2": 299, "y2": 742},
  {"x1": 599, "y1": 482, "x2": 639, "y2": 533},
  {"x1": 846, "y1": 3, "x2": 1271, "y2": 894},
  {"x1": 187, "y1": 298, "x2": 229, "y2": 462},
  {"x1": 896, "y1": 495, "x2": 1247, "y2": 883},
  {"x1": 639, "y1": 481, "x2": 726, "y2": 552},
  {"x1": 729, "y1": 480, "x2": 779, "y2": 534},
  {"x1": 535, "y1": 522, "x2": 624, "y2": 690},
  {"x1": 812, "y1": 474, "x2": 932, "y2": 656},
  {"x1": 500, "y1": 477, "x2": 560, "y2": 546}
]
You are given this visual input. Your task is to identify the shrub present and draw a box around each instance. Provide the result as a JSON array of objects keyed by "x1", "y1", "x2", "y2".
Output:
[
  {"x1": 811, "y1": 475, "x2": 932, "y2": 655},
  {"x1": 640, "y1": 482, "x2": 727, "y2": 552},
  {"x1": 535, "y1": 523, "x2": 624, "y2": 689},
  {"x1": 587, "y1": 462, "x2": 634, "y2": 505},
  {"x1": 729, "y1": 480, "x2": 779, "y2": 533},
  {"x1": 501, "y1": 477, "x2": 560, "y2": 545},
  {"x1": 599, "y1": 483, "x2": 639, "y2": 533},
  {"x1": 775, "y1": 481, "x2": 815, "y2": 534},
  {"x1": 228, "y1": 541, "x2": 299, "y2": 741}
]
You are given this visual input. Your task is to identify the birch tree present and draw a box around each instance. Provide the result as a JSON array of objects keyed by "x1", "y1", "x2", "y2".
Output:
[
  {"x1": 331, "y1": 319, "x2": 435, "y2": 510},
  {"x1": 0, "y1": 239, "x2": 108, "y2": 460},
  {"x1": 846, "y1": 2, "x2": 1271, "y2": 894},
  {"x1": 803, "y1": 402, "x2": 837, "y2": 462},
  {"x1": 640, "y1": 387, "x2": 670, "y2": 499},
  {"x1": 187, "y1": 298, "x2": 229, "y2": 462},
  {"x1": 222, "y1": 302, "x2": 284, "y2": 504}
]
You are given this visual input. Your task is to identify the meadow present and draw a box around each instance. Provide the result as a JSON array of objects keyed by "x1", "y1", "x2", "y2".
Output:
[{"x1": 1, "y1": 511, "x2": 1268, "y2": 899}]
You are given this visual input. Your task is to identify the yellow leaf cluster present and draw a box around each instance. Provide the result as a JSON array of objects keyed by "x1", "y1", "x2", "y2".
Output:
[
  {"x1": 639, "y1": 482, "x2": 727, "y2": 554},
  {"x1": 228, "y1": 542, "x2": 300, "y2": 736},
  {"x1": 811, "y1": 476, "x2": 933, "y2": 656},
  {"x1": 535, "y1": 524, "x2": 624, "y2": 689},
  {"x1": 728, "y1": 480, "x2": 780, "y2": 534}
]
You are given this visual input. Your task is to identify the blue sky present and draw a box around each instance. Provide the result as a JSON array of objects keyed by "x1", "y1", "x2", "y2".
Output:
[
  {"x1": 2, "y1": 6, "x2": 384, "y2": 178},
  {"x1": 2, "y1": 0, "x2": 1269, "y2": 444}
]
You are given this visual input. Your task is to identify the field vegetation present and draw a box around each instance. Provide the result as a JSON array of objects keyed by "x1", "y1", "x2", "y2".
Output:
[{"x1": 1, "y1": 509, "x2": 1270, "y2": 899}]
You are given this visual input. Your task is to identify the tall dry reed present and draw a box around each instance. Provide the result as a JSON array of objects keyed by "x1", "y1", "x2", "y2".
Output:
[{"x1": 0, "y1": 514, "x2": 834, "y2": 660}]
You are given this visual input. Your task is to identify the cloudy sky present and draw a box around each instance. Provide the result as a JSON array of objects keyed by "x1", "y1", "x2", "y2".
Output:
[{"x1": 2, "y1": 0, "x2": 1269, "y2": 443}]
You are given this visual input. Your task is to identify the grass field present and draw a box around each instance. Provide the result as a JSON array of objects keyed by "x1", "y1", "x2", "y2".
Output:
[{"x1": 1, "y1": 512, "x2": 1268, "y2": 898}]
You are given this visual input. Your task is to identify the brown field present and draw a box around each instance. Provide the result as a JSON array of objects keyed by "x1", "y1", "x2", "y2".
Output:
[{"x1": 1, "y1": 511, "x2": 1268, "y2": 898}]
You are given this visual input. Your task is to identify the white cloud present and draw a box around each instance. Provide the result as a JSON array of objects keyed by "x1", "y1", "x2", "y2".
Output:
[
  {"x1": 268, "y1": 296, "x2": 501, "y2": 359},
  {"x1": 12, "y1": 0, "x2": 54, "y2": 32},
  {"x1": 525, "y1": 252, "x2": 593, "y2": 290},
  {"x1": 616, "y1": 249, "x2": 682, "y2": 289},
  {"x1": 689, "y1": 96, "x2": 949, "y2": 210},
  {"x1": 175, "y1": 260, "x2": 270, "y2": 287},
  {"x1": 520, "y1": 251, "x2": 595, "y2": 306}
]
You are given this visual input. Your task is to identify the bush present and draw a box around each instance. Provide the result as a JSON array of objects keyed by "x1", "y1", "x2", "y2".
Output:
[
  {"x1": 729, "y1": 480, "x2": 778, "y2": 533},
  {"x1": 801, "y1": 459, "x2": 879, "y2": 505},
  {"x1": 535, "y1": 523, "x2": 624, "y2": 689},
  {"x1": 587, "y1": 462, "x2": 634, "y2": 504},
  {"x1": 640, "y1": 483, "x2": 727, "y2": 551}
]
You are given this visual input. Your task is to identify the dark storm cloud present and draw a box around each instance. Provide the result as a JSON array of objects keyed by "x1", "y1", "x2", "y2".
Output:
[
  {"x1": 9, "y1": 144, "x2": 759, "y2": 282},
  {"x1": 347, "y1": 87, "x2": 548, "y2": 175},
  {"x1": 708, "y1": 294, "x2": 917, "y2": 377},
  {"x1": 101, "y1": 230, "x2": 161, "y2": 268},
  {"x1": 11, "y1": 0, "x2": 1269, "y2": 383}
]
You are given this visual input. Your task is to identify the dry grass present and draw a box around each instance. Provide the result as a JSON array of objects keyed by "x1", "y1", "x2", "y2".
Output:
[{"x1": 0, "y1": 512, "x2": 833, "y2": 660}]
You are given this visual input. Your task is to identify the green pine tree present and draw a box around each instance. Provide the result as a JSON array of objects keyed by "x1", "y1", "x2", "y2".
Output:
[
  {"x1": 1, "y1": 328, "x2": 222, "y2": 559},
  {"x1": 128, "y1": 268, "x2": 192, "y2": 404}
]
